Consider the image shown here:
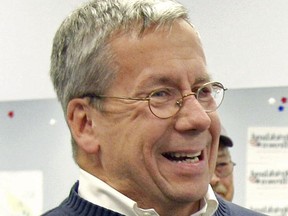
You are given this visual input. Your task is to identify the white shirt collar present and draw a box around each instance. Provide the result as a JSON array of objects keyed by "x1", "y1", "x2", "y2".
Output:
[
  {"x1": 78, "y1": 169, "x2": 218, "y2": 216},
  {"x1": 195, "y1": 186, "x2": 219, "y2": 216}
]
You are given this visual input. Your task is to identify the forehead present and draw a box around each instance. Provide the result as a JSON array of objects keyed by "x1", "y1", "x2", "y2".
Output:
[
  {"x1": 108, "y1": 19, "x2": 209, "y2": 90},
  {"x1": 217, "y1": 147, "x2": 231, "y2": 161}
]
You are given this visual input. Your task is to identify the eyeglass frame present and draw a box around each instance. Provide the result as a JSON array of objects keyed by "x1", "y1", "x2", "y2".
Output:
[
  {"x1": 82, "y1": 81, "x2": 227, "y2": 119},
  {"x1": 215, "y1": 161, "x2": 236, "y2": 178}
]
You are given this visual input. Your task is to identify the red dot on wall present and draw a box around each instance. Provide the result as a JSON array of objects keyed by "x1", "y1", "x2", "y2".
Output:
[
  {"x1": 8, "y1": 111, "x2": 14, "y2": 118},
  {"x1": 281, "y1": 97, "x2": 287, "y2": 103}
]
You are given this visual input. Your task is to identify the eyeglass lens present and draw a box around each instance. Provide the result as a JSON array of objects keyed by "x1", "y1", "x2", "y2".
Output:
[
  {"x1": 215, "y1": 161, "x2": 235, "y2": 178},
  {"x1": 148, "y1": 82, "x2": 225, "y2": 119}
]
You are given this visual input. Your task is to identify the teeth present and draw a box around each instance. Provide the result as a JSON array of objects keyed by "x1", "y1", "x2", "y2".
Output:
[
  {"x1": 172, "y1": 152, "x2": 201, "y2": 158},
  {"x1": 178, "y1": 157, "x2": 199, "y2": 163},
  {"x1": 163, "y1": 151, "x2": 201, "y2": 163}
]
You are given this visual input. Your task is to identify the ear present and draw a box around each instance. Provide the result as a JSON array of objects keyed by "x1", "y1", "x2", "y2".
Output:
[{"x1": 67, "y1": 98, "x2": 100, "y2": 154}]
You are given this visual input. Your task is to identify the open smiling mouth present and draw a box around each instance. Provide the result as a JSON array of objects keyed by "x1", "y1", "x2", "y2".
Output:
[{"x1": 162, "y1": 152, "x2": 202, "y2": 163}]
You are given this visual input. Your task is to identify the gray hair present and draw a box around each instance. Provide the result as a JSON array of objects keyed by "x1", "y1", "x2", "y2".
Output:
[
  {"x1": 50, "y1": 0, "x2": 189, "y2": 159},
  {"x1": 51, "y1": 0, "x2": 189, "y2": 112}
]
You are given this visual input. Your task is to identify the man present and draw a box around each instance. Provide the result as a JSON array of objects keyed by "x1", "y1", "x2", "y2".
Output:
[
  {"x1": 211, "y1": 127, "x2": 235, "y2": 202},
  {"x1": 44, "y1": 0, "x2": 265, "y2": 215}
]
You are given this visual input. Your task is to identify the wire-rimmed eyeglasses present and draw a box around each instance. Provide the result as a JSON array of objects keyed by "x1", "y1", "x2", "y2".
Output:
[
  {"x1": 82, "y1": 81, "x2": 227, "y2": 119},
  {"x1": 215, "y1": 161, "x2": 236, "y2": 178}
]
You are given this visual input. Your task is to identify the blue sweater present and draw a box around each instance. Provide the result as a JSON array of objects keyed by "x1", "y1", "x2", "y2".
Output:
[{"x1": 42, "y1": 182, "x2": 266, "y2": 216}]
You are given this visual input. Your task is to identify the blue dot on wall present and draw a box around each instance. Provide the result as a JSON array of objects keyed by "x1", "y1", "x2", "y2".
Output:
[{"x1": 278, "y1": 106, "x2": 284, "y2": 112}]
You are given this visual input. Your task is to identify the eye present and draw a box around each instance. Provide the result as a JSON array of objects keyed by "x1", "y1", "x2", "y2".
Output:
[
  {"x1": 149, "y1": 88, "x2": 179, "y2": 102},
  {"x1": 151, "y1": 90, "x2": 169, "y2": 97},
  {"x1": 150, "y1": 88, "x2": 174, "y2": 98},
  {"x1": 217, "y1": 162, "x2": 229, "y2": 168},
  {"x1": 198, "y1": 85, "x2": 213, "y2": 98}
]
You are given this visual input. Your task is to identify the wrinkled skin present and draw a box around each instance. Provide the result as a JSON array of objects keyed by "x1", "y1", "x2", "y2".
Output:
[{"x1": 68, "y1": 19, "x2": 221, "y2": 216}]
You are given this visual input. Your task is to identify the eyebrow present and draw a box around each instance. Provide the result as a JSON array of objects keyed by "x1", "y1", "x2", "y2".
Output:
[
  {"x1": 193, "y1": 76, "x2": 211, "y2": 85},
  {"x1": 136, "y1": 73, "x2": 212, "y2": 90}
]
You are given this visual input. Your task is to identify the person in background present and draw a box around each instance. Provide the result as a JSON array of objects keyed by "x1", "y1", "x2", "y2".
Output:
[
  {"x1": 43, "y1": 0, "x2": 266, "y2": 215},
  {"x1": 211, "y1": 126, "x2": 235, "y2": 202}
]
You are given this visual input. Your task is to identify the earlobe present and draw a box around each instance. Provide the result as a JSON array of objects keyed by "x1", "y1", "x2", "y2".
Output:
[{"x1": 67, "y1": 98, "x2": 100, "y2": 154}]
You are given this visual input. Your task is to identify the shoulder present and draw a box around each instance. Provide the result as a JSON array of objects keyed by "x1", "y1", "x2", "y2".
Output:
[
  {"x1": 215, "y1": 195, "x2": 268, "y2": 216},
  {"x1": 42, "y1": 182, "x2": 125, "y2": 216}
]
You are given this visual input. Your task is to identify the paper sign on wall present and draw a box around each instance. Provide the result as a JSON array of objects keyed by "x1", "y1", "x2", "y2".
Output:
[
  {"x1": 246, "y1": 127, "x2": 288, "y2": 216},
  {"x1": 0, "y1": 171, "x2": 43, "y2": 216}
]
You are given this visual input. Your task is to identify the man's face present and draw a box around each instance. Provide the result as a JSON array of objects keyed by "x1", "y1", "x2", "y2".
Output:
[
  {"x1": 88, "y1": 19, "x2": 221, "y2": 212},
  {"x1": 211, "y1": 145, "x2": 234, "y2": 201}
]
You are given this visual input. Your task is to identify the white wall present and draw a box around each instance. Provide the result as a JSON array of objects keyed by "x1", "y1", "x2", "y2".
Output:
[
  {"x1": 180, "y1": 0, "x2": 288, "y2": 89},
  {"x1": 0, "y1": 0, "x2": 82, "y2": 102},
  {"x1": 1, "y1": 0, "x2": 288, "y2": 102},
  {"x1": 218, "y1": 86, "x2": 288, "y2": 207}
]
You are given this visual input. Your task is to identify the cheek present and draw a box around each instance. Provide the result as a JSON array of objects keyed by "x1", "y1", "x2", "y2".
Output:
[
  {"x1": 102, "y1": 114, "x2": 167, "y2": 157},
  {"x1": 226, "y1": 176, "x2": 234, "y2": 189},
  {"x1": 208, "y1": 147, "x2": 219, "y2": 180},
  {"x1": 207, "y1": 113, "x2": 221, "y2": 172},
  {"x1": 209, "y1": 112, "x2": 221, "y2": 136}
]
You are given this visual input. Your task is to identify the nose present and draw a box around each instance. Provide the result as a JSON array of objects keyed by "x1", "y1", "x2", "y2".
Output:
[
  {"x1": 210, "y1": 173, "x2": 220, "y2": 186},
  {"x1": 174, "y1": 95, "x2": 211, "y2": 131}
]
